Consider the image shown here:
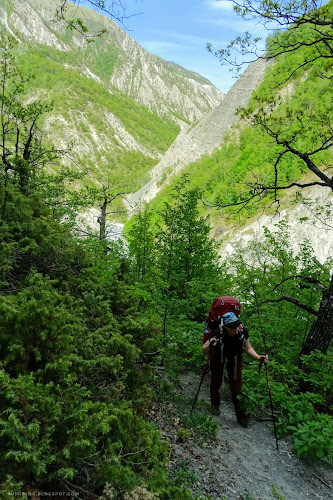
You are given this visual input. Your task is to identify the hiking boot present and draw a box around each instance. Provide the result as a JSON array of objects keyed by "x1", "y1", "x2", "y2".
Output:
[
  {"x1": 210, "y1": 404, "x2": 220, "y2": 416},
  {"x1": 237, "y1": 416, "x2": 249, "y2": 428}
]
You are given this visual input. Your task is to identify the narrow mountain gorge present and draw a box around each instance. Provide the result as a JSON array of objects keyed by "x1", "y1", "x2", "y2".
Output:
[
  {"x1": 126, "y1": 56, "x2": 271, "y2": 206},
  {"x1": 1, "y1": 0, "x2": 331, "y2": 257}
]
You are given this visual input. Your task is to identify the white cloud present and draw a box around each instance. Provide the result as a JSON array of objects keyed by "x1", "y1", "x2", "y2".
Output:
[
  {"x1": 206, "y1": 0, "x2": 235, "y2": 12},
  {"x1": 139, "y1": 32, "x2": 216, "y2": 59}
]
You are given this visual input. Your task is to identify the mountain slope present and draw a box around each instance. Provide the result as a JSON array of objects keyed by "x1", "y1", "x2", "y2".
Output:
[
  {"x1": 130, "y1": 33, "x2": 333, "y2": 260},
  {"x1": 0, "y1": 0, "x2": 224, "y2": 192},
  {"x1": 0, "y1": 0, "x2": 223, "y2": 123},
  {"x1": 127, "y1": 56, "x2": 271, "y2": 206}
]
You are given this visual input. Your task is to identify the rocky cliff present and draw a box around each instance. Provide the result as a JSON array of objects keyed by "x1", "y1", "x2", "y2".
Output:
[{"x1": 220, "y1": 184, "x2": 333, "y2": 265}]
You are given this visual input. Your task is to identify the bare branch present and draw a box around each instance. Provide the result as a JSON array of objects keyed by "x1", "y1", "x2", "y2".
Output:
[
  {"x1": 298, "y1": 196, "x2": 333, "y2": 230},
  {"x1": 272, "y1": 275, "x2": 328, "y2": 292},
  {"x1": 259, "y1": 295, "x2": 318, "y2": 316},
  {"x1": 210, "y1": 0, "x2": 333, "y2": 83},
  {"x1": 58, "y1": 477, "x2": 100, "y2": 499},
  {"x1": 203, "y1": 178, "x2": 328, "y2": 213},
  {"x1": 55, "y1": 0, "x2": 142, "y2": 38},
  {"x1": 136, "y1": 350, "x2": 161, "y2": 365}
]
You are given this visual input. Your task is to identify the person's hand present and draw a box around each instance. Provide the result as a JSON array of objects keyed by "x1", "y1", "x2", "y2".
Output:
[
  {"x1": 209, "y1": 337, "x2": 219, "y2": 348},
  {"x1": 258, "y1": 353, "x2": 268, "y2": 373}
]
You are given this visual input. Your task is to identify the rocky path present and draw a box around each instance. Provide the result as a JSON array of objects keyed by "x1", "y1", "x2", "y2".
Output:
[{"x1": 150, "y1": 372, "x2": 333, "y2": 500}]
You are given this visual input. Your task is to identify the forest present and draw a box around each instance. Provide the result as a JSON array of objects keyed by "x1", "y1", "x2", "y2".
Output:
[{"x1": 1, "y1": 1, "x2": 333, "y2": 498}]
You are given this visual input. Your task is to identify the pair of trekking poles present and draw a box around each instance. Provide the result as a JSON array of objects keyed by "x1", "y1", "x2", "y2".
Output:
[{"x1": 190, "y1": 353, "x2": 279, "y2": 451}]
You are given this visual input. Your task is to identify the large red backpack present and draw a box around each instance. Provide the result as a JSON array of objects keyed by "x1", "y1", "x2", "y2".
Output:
[{"x1": 203, "y1": 296, "x2": 241, "y2": 343}]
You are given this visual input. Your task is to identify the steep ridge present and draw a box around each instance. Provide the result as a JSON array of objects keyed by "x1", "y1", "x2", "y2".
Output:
[
  {"x1": 126, "y1": 56, "x2": 271, "y2": 207},
  {"x1": 0, "y1": 0, "x2": 223, "y2": 126}
]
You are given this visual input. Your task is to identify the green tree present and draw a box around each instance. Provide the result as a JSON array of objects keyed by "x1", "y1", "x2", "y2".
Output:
[
  {"x1": 225, "y1": 222, "x2": 330, "y2": 359},
  {"x1": 155, "y1": 176, "x2": 221, "y2": 333},
  {"x1": 209, "y1": 0, "x2": 333, "y2": 82},
  {"x1": 209, "y1": 1, "x2": 333, "y2": 358},
  {"x1": 0, "y1": 190, "x2": 168, "y2": 495},
  {"x1": 223, "y1": 225, "x2": 333, "y2": 460},
  {"x1": 127, "y1": 205, "x2": 157, "y2": 289},
  {"x1": 0, "y1": 32, "x2": 46, "y2": 192},
  {"x1": 76, "y1": 179, "x2": 129, "y2": 240},
  {"x1": 0, "y1": 29, "x2": 71, "y2": 212},
  {"x1": 0, "y1": 29, "x2": 167, "y2": 498}
]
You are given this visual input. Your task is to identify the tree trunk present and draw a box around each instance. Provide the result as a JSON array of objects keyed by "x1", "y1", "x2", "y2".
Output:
[
  {"x1": 162, "y1": 232, "x2": 174, "y2": 337},
  {"x1": 299, "y1": 274, "x2": 333, "y2": 357},
  {"x1": 99, "y1": 199, "x2": 107, "y2": 239}
]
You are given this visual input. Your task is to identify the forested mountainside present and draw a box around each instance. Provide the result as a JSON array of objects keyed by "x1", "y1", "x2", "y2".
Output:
[
  {"x1": 0, "y1": 0, "x2": 223, "y2": 198},
  {"x1": 139, "y1": 17, "x2": 333, "y2": 259},
  {"x1": 143, "y1": 36, "x2": 332, "y2": 221},
  {"x1": 0, "y1": 0, "x2": 333, "y2": 499}
]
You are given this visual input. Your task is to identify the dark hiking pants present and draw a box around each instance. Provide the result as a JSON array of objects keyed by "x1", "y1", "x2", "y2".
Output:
[{"x1": 210, "y1": 355, "x2": 246, "y2": 419}]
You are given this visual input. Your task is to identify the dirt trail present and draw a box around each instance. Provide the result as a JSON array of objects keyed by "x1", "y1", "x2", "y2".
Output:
[{"x1": 150, "y1": 372, "x2": 333, "y2": 500}]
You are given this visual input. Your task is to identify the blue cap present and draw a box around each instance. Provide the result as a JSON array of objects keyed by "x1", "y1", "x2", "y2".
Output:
[{"x1": 222, "y1": 312, "x2": 241, "y2": 328}]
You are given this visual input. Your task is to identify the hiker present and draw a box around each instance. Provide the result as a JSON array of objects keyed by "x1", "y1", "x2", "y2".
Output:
[{"x1": 202, "y1": 296, "x2": 268, "y2": 427}]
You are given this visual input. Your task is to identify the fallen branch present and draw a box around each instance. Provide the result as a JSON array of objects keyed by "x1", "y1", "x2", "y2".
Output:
[
  {"x1": 136, "y1": 351, "x2": 161, "y2": 365},
  {"x1": 312, "y1": 472, "x2": 333, "y2": 489},
  {"x1": 58, "y1": 478, "x2": 100, "y2": 499}
]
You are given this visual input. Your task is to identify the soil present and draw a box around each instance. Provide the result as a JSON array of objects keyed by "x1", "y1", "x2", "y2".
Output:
[{"x1": 149, "y1": 371, "x2": 333, "y2": 500}]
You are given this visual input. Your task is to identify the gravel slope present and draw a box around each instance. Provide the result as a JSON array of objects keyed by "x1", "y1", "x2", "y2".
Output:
[{"x1": 149, "y1": 372, "x2": 333, "y2": 500}]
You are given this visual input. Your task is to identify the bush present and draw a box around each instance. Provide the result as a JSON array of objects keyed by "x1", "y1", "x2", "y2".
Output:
[{"x1": 0, "y1": 186, "x2": 168, "y2": 496}]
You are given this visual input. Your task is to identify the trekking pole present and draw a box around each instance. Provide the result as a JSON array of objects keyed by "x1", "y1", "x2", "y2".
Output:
[
  {"x1": 190, "y1": 354, "x2": 211, "y2": 415},
  {"x1": 259, "y1": 357, "x2": 279, "y2": 451}
]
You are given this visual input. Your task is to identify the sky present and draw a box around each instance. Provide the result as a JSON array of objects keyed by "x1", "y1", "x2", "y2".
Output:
[{"x1": 82, "y1": 0, "x2": 272, "y2": 94}]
